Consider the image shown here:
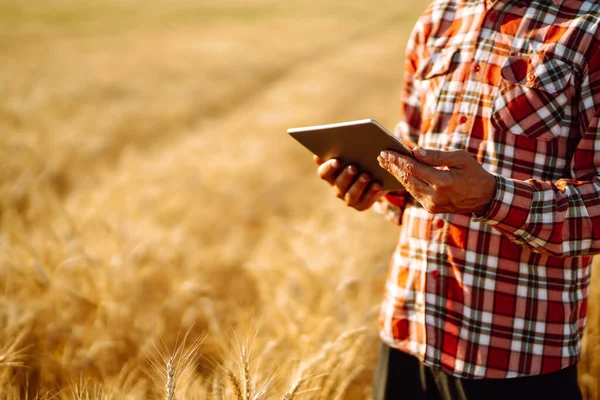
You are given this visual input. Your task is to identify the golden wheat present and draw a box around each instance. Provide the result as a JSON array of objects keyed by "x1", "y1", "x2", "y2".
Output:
[
  {"x1": 226, "y1": 369, "x2": 244, "y2": 400},
  {"x1": 0, "y1": 1, "x2": 598, "y2": 399}
]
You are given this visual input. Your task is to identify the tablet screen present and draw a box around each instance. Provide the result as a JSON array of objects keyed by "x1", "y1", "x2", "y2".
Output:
[{"x1": 288, "y1": 119, "x2": 413, "y2": 191}]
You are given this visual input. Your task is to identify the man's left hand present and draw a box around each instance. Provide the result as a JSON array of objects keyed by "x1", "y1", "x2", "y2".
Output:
[{"x1": 377, "y1": 148, "x2": 497, "y2": 215}]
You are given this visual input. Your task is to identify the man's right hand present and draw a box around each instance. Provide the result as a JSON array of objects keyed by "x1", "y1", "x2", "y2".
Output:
[{"x1": 314, "y1": 155, "x2": 384, "y2": 211}]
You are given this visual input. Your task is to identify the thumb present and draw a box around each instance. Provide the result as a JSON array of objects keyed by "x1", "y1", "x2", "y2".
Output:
[{"x1": 413, "y1": 147, "x2": 462, "y2": 167}]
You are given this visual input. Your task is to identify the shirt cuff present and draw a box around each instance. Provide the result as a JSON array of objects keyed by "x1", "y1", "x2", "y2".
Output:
[
  {"x1": 385, "y1": 191, "x2": 408, "y2": 208},
  {"x1": 473, "y1": 175, "x2": 534, "y2": 235},
  {"x1": 373, "y1": 190, "x2": 409, "y2": 225}
]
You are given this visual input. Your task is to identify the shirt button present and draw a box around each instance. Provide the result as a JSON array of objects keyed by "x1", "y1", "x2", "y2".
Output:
[
  {"x1": 434, "y1": 219, "x2": 445, "y2": 229},
  {"x1": 459, "y1": 116, "x2": 468, "y2": 124},
  {"x1": 528, "y1": 73, "x2": 536, "y2": 82},
  {"x1": 432, "y1": 270, "x2": 440, "y2": 279},
  {"x1": 473, "y1": 64, "x2": 481, "y2": 72}
]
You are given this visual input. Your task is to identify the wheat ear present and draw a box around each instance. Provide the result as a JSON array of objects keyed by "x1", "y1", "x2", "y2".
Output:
[
  {"x1": 242, "y1": 346, "x2": 252, "y2": 400},
  {"x1": 212, "y1": 374, "x2": 223, "y2": 400},
  {"x1": 226, "y1": 368, "x2": 244, "y2": 400},
  {"x1": 165, "y1": 355, "x2": 175, "y2": 400},
  {"x1": 282, "y1": 376, "x2": 305, "y2": 400}
]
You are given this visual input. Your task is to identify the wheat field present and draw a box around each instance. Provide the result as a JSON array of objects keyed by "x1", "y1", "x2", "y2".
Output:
[{"x1": 0, "y1": 1, "x2": 598, "y2": 399}]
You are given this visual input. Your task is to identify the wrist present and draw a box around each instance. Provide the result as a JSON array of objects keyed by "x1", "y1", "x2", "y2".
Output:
[{"x1": 473, "y1": 174, "x2": 497, "y2": 216}]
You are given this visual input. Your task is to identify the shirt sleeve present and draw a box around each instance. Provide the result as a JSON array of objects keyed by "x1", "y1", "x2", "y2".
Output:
[
  {"x1": 474, "y1": 56, "x2": 600, "y2": 258},
  {"x1": 374, "y1": 15, "x2": 427, "y2": 225},
  {"x1": 396, "y1": 14, "x2": 425, "y2": 146}
]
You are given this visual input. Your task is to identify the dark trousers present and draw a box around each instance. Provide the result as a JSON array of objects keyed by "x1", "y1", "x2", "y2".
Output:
[{"x1": 373, "y1": 343, "x2": 583, "y2": 400}]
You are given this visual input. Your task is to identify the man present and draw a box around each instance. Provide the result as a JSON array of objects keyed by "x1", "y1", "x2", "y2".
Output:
[{"x1": 315, "y1": 0, "x2": 600, "y2": 399}]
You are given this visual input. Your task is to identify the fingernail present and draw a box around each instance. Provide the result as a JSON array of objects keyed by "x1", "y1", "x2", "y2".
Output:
[
  {"x1": 332, "y1": 159, "x2": 340, "y2": 168},
  {"x1": 380, "y1": 151, "x2": 389, "y2": 159},
  {"x1": 417, "y1": 148, "x2": 426, "y2": 157},
  {"x1": 347, "y1": 166, "x2": 357, "y2": 175},
  {"x1": 371, "y1": 184, "x2": 381, "y2": 192},
  {"x1": 360, "y1": 174, "x2": 369, "y2": 182}
]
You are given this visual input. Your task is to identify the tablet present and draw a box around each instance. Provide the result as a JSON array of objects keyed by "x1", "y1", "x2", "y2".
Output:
[{"x1": 287, "y1": 119, "x2": 413, "y2": 191}]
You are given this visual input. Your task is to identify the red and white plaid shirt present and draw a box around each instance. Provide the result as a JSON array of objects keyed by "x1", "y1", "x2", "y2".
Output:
[{"x1": 377, "y1": 0, "x2": 600, "y2": 379}]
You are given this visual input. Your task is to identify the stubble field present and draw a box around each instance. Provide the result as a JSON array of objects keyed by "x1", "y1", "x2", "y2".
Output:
[{"x1": 0, "y1": 1, "x2": 599, "y2": 399}]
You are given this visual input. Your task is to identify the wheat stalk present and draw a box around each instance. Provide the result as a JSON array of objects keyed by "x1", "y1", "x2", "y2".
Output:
[
  {"x1": 165, "y1": 356, "x2": 175, "y2": 400},
  {"x1": 251, "y1": 371, "x2": 278, "y2": 400},
  {"x1": 212, "y1": 374, "x2": 223, "y2": 400},
  {"x1": 255, "y1": 339, "x2": 279, "y2": 371},
  {"x1": 146, "y1": 326, "x2": 205, "y2": 400},
  {"x1": 226, "y1": 368, "x2": 243, "y2": 400},
  {"x1": 243, "y1": 355, "x2": 252, "y2": 400},
  {"x1": 332, "y1": 365, "x2": 364, "y2": 400},
  {"x1": 282, "y1": 375, "x2": 305, "y2": 400},
  {"x1": 317, "y1": 356, "x2": 341, "y2": 400},
  {"x1": 0, "y1": 328, "x2": 33, "y2": 369},
  {"x1": 320, "y1": 334, "x2": 366, "y2": 400},
  {"x1": 281, "y1": 327, "x2": 367, "y2": 400}
]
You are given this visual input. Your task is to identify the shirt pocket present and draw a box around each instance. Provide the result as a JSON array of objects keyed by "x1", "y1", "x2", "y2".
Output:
[
  {"x1": 491, "y1": 54, "x2": 574, "y2": 141},
  {"x1": 414, "y1": 47, "x2": 460, "y2": 123}
]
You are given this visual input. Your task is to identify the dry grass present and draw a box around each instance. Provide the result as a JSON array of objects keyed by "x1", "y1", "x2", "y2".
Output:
[{"x1": 0, "y1": 0, "x2": 598, "y2": 398}]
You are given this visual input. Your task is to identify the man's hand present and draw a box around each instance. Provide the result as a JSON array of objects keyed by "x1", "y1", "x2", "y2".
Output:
[
  {"x1": 377, "y1": 148, "x2": 497, "y2": 215},
  {"x1": 315, "y1": 156, "x2": 384, "y2": 211}
]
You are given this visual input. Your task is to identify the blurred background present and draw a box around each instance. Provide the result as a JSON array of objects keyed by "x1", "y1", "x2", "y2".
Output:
[{"x1": 0, "y1": 0, "x2": 598, "y2": 399}]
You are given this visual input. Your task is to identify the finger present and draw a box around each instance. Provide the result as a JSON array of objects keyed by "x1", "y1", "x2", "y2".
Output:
[
  {"x1": 378, "y1": 154, "x2": 428, "y2": 192},
  {"x1": 344, "y1": 173, "x2": 371, "y2": 206},
  {"x1": 402, "y1": 172, "x2": 433, "y2": 200},
  {"x1": 313, "y1": 155, "x2": 324, "y2": 166},
  {"x1": 354, "y1": 182, "x2": 383, "y2": 210},
  {"x1": 334, "y1": 165, "x2": 358, "y2": 198},
  {"x1": 317, "y1": 159, "x2": 341, "y2": 185},
  {"x1": 378, "y1": 153, "x2": 435, "y2": 197},
  {"x1": 380, "y1": 151, "x2": 449, "y2": 187},
  {"x1": 412, "y1": 147, "x2": 466, "y2": 168}
]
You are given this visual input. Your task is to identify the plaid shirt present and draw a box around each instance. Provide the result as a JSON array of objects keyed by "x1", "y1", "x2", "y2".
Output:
[{"x1": 378, "y1": 0, "x2": 600, "y2": 379}]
